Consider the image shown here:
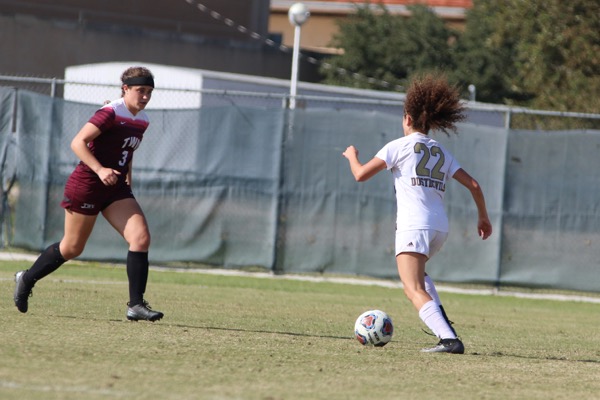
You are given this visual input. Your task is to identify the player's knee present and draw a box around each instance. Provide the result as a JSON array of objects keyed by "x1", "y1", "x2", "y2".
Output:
[
  {"x1": 128, "y1": 229, "x2": 151, "y2": 251},
  {"x1": 59, "y1": 243, "x2": 84, "y2": 260}
]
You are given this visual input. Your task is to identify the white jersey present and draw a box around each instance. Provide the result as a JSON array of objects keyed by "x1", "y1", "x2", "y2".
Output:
[{"x1": 375, "y1": 132, "x2": 461, "y2": 232}]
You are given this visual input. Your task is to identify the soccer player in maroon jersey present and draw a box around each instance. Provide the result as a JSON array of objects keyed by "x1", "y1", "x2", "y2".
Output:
[{"x1": 14, "y1": 66, "x2": 163, "y2": 322}]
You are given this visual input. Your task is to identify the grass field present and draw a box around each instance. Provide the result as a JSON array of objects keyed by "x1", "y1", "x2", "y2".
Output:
[{"x1": 1, "y1": 259, "x2": 599, "y2": 400}]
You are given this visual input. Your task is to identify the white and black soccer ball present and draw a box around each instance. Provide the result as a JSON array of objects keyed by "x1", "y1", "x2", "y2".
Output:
[{"x1": 354, "y1": 309, "x2": 394, "y2": 347}]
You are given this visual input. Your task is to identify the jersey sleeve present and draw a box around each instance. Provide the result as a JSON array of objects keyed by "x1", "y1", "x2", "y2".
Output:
[
  {"x1": 375, "y1": 138, "x2": 408, "y2": 171},
  {"x1": 443, "y1": 146, "x2": 462, "y2": 177},
  {"x1": 375, "y1": 142, "x2": 395, "y2": 170},
  {"x1": 88, "y1": 106, "x2": 116, "y2": 132}
]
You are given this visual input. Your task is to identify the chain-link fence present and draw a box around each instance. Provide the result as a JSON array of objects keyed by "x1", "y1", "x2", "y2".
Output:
[
  {"x1": 2, "y1": 74, "x2": 600, "y2": 129},
  {"x1": 1, "y1": 75, "x2": 600, "y2": 293}
]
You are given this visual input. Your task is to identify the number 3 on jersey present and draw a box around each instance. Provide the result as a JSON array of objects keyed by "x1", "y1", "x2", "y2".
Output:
[
  {"x1": 118, "y1": 150, "x2": 129, "y2": 167},
  {"x1": 414, "y1": 143, "x2": 445, "y2": 180}
]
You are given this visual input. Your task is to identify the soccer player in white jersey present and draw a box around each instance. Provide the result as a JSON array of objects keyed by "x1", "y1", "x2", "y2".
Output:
[
  {"x1": 343, "y1": 74, "x2": 492, "y2": 353},
  {"x1": 14, "y1": 66, "x2": 164, "y2": 322}
]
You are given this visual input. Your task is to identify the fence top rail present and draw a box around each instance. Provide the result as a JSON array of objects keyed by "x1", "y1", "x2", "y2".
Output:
[{"x1": 1, "y1": 74, "x2": 599, "y2": 120}]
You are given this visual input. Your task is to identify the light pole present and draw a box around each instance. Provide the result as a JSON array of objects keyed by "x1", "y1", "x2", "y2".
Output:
[
  {"x1": 288, "y1": 3, "x2": 310, "y2": 110},
  {"x1": 468, "y1": 84, "x2": 476, "y2": 102}
]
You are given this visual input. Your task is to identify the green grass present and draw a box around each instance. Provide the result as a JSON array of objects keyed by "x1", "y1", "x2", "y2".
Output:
[{"x1": 1, "y1": 260, "x2": 599, "y2": 400}]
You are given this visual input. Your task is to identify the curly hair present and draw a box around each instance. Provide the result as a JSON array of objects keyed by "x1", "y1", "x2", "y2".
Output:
[{"x1": 403, "y1": 74, "x2": 466, "y2": 136}]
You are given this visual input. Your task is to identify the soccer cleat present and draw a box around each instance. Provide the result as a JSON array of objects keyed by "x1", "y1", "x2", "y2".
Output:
[
  {"x1": 421, "y1": 338, "x2": 465, "y2": 354},
  {"x1": 14, "y1": 270, "x2": 34, "y2": 313},
  {"x1": 126, "y1": 300, "x2": 164, "y2": 322}
]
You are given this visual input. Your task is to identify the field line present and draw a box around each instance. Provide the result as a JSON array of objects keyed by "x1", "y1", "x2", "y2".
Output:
[
  {"x1": 0, "y1": 380, "x2": 129, "y2": 397},
  {"x1": 1, "y1": 251, "x2": 599, "y2": 304}
]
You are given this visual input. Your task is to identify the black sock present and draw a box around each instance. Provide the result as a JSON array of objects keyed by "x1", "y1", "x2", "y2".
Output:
[
  {"x1": 24, "y1": 242, "x2": 67, "y2": 286},
  {"x1": 127, "y1": 251, "x2": 149, "y2": 306}
]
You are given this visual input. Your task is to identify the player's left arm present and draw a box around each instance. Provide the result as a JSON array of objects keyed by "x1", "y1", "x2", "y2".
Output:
[{"x1": 453, "y1": 168, "x2": 492, "y2": 240}]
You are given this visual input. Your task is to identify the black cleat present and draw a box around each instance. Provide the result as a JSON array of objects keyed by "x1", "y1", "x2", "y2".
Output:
[
  {"x1": 126, "y1": 300, "x2": 164, "y2": 322},
  {"x1": 14, "y1": 270, "x2": 34, "y2": 313},
  {"x1": 421, "y1": 338, "x2": 465, "y2": 354}
]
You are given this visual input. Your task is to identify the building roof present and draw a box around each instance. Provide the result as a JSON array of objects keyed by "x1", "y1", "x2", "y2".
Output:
[
  {"x1": 271, "y1": 0, "x2": 472, "y2": 19},
  {"x1": 315, "y1": 0, "x2": 472, "y2": 6},
  {"x1": 269, "y1": 0, "x2": 473, "y2": 52}
]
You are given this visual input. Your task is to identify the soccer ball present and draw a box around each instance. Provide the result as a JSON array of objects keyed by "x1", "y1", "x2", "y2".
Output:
[{"x1": 354, "y1": 309, "x2": 394, "y2": 347}]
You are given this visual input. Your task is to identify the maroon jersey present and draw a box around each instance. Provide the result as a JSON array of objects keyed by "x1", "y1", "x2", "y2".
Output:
[
  {"x1": 60, "y1": 98, "x2": 150, "y2": 215},
  {"x1": 79, "y1": 98, "x2": 149, "y2": 177}
]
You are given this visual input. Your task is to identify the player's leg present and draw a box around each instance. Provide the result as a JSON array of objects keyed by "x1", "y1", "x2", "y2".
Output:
[
  {"x1": 103, "y1": 197, "x2": 151, "y2": 252},
  {"x1": 396, "y1": 252, "x2": 455, "y2": 338},
  {"x1": 60, "y1": 209, "x2": 98, "y2": 259},
  {"x1": 396, "y1": 251, "x2": 431, "y2": 311},
  {"x1": 422, "y1": 231, "x2": 457, "y2": 336},
  {"x1": 424, "y1": 274, "x2": 457, "y2": 337},
  {"x1": 14, "y1": 210, "x2": 97, "y2": 313},
  {"x1": 102, "y1": 197, "x2": 150, "y2": 304},
  {"x1": 102, "y1": 198, "x2": 162, "y2": 321},
  {"x1": 396, "y1": 253, "x2": 462, "y2": 353}
]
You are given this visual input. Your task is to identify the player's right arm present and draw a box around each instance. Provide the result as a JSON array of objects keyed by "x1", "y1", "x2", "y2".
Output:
[
  {"x1": 453, "y1": 168, "x2": 492, "y2": 240},
  {"x1": 342, "y1": 145, "x2": 387, "y2": 182},
  {"x1": 71, "y1": 122, "x2": 121, "y2": 186}
]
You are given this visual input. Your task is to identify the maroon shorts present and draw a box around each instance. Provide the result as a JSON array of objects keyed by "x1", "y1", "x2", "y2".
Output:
[{"x1": 60, "y1": 174, "x2": 135, "y2": 216}]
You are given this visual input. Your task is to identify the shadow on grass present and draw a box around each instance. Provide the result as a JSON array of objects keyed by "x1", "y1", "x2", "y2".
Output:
[
  {"x1": 168, "y1": 321, "x2": 354, "y2": 341},
  {"x1": 54, "y1": 314, "x2": 353, "y2": 341},
  {"x1": 471, "y1": 351, "x2": 600, "y2": 364},
  {"x1": 52, "y1": 314, "x2": 600, "y2": 363}
]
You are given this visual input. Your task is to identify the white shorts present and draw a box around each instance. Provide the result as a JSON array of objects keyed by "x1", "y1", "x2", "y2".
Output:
[{"x1": 395, "y1": 229, "x2": 448, "y2": 258}]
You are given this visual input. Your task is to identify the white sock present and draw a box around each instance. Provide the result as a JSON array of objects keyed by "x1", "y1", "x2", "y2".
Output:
[
  {"x1": 418, "y1": 300, "x2": 457, "y2": 339},
  {"x1": 424, "y1": 275, "x2": 442, "y2": 306}
]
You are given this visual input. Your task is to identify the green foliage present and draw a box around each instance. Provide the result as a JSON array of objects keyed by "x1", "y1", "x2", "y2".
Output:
[
  {"x1": 492, "y1": 0, "x2": 600, "y2": 112},
  {"x1": 450, "y1": 0, "x2": 526, "y2": 104},
  {"x1": 320, "y1": 0, "x2": 600, "y2": 113},
  {"x1": 389, "y1": 5, "x2": 455, "y2": 76},
  {"x1": 321, "y1": 4, "x2": 454, "y2": 91}
]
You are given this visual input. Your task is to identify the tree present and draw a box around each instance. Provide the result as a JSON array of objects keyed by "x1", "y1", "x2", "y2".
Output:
[
  {"x1": 450, "y1": 0, "x2": 526, "y2": 104},
  {"x1": 497, "y1": 0, "x2": 600, "y2": 113},
  {"x1": 453, "y1": 0, "x2": 600, "y2": 113},
  {"x1": 320, "y1": 3, "x2": 454, "y2": 91},
  {"x1": 389, "y1": 4, "x2": 455, "y2": 78},
  {"x1": 320, "y1": 0, "x2": 600, "y2": 114}
]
